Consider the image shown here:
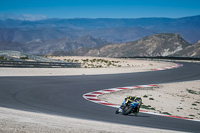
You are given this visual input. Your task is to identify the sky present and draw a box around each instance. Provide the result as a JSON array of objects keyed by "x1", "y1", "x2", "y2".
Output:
[{"x1": 0, "y1": 0, "x2": 200, "y2": 20}]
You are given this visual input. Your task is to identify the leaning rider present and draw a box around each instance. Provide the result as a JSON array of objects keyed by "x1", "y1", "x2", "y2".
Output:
[{"x1": 122, "y1": 96, "x2": 142, "y2": 115}]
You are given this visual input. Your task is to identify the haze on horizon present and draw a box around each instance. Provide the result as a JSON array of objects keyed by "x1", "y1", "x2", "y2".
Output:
[{"x1": 1, "y1": 0, "x2": 200, "y2": 20}]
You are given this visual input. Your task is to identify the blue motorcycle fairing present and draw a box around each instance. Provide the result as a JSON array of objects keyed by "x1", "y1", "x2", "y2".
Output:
[{"x1": 131, "y1": 102, "x2": 139, "y2": 107}]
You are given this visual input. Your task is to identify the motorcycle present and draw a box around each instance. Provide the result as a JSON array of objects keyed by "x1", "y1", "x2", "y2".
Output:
[{"x1": 115, "y1": 100, "x2": 140, "y2": 115}]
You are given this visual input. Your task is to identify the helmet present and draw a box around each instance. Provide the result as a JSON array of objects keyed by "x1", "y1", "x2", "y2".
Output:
[
  {"x1": 128, "y1": 96, "x2": 132, "y2": 99},
  {"x1": 136, "y1": 96, "x2": 141, "y2": 98},
  {"x1": 134, "y1": 96, "x2": 142, "y2": 101}
]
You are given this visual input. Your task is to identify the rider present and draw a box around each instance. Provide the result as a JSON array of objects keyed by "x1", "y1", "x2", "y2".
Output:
[{"x1": 121, "y1": 96, "x2": 142, "y2": 115}]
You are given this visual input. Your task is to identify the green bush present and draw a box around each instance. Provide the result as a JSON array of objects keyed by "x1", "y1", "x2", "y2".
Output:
[
  {"x1": 149, "y1": 98, "x2": 154, "y2": 100},
  {"x1": 189, "y1": 114, "x2": 195, "y2": 117},
  {"x1": 143, "y1": 95, "x2": 148, "y2": 98},
  {"x1": 0, "y1": 56, "x2": 7, "y2": 60},
  {"x1": 162, "y1": 112, "x2": 171, "y2": 115},
  {"x1": 192, "y1": 103, "x2": 197, "y2": 106},
  {"x1": 20, "y1": 56, "x2": 29, "y2": 60},
  {"x1": 141, "y1": 105, "x2": 155, "y2": 110},
  {"x1": 187, "y1": 89, "x2": 200, "y2": 95}
]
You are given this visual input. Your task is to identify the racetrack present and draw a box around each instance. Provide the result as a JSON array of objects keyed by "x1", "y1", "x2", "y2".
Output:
[{"x1": 0, "y1": 62, "x2": 200, "y2": 132}]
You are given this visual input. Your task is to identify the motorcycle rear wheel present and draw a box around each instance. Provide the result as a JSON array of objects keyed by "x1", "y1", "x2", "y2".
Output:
[{"x1": 123, "y1": 106, "x2": 133, "y2": 115}]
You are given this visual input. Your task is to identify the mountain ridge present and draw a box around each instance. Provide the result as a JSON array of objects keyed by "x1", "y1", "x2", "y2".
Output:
[
  {"x1": 0, "y1": 15, "x2": 200, "y2": 43},
  {"x1": 84, "y1": 33, "x2": 190, "y2": 57},
  {"x1": 173, "y1": 41, "x2": 200, "y2": 57},
  {"x1": 0, "y1": 15, "x2": 200, "y2": 56},
  {"x1": 52, "y1": 33, "x2": 194, "y2": 57},
  {"x1": 2, "y1": 33, "x2": 200, "y2": 57}
]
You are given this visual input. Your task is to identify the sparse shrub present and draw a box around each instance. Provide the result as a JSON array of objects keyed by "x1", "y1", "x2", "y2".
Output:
[
  {"x1": 192, "y1": 103, "x2": 197, "y2": 106},
  {"x1": 104, "y1": 60, "x2": 108, "y2": 63},
  {"x1": 149, "y1": 98, "x2": 154, "y2": 100},
  {"x1": 0, "y1": 56, "x2": 7, "y2": 60},
  {"x1": 97, "y1": 65, "x2": 103, "y2": 68},
  {"x1": 82, "y1": 59, "x2": 89, "y2": 62},
  {"x1": 141, "y1": 105, "x2": 155, "y2": 110},
  {"x1": 96, "y1": 59, "x2": 101, "y2": 62},
  {"x1": 162, "y1": 112, "x2": 171, "y2": 115},
  {"x1": 186, "y1": 89, "x2": 200, "y2": 95},
  {"x1": 143, "y1": 95, "x2": 148, "y2": 98},
  {"x1": 20, "y1": 56, "x2": 29, "y2": 60},
  {"x1": 92, "y1": 59, "x2": 97, "y2": 62},
  {"x1": 189, "y1": 114, "x2": 195, "y2": 117}
]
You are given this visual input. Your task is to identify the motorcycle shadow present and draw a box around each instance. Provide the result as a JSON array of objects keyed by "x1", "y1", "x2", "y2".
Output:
[{"x1": 124, "y1": 114, "x2": 150, "y2": 118}]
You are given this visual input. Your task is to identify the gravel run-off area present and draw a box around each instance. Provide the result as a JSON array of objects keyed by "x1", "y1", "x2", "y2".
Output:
[{"x1": 99, "y1": 80, "x2": 200, "y2": 120}]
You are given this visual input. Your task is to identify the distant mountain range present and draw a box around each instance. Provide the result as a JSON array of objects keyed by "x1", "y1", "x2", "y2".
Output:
[
  {"x1": 52, "y1": 33, "x2": 200, "y2": 57},
  {"x1": 0, "y1": 35, "x2": 108, "y2": 55},
  {"x1": 0, "y1": 15, "x2": 200, "y2": 43},
  {"x1": 0, "y1": 15, "x2": 200, "y2": 56}
]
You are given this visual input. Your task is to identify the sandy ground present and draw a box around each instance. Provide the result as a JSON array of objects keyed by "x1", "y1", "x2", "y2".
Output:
[
  {"x1": 0, "y1": 57, "x2": 197, "y2": 132},
  {"x1": 49, "y1": 56, "x2": 173, "y2": 68},
  {"x1": 0, "y1": 107, "x2": 184, "y2": 133},
  {"x1": 0, "y1": 56, "x2": 175, "y2": 76},
  {"x1": 99, "y1": 80, "x2": 200, "y2": 120}
]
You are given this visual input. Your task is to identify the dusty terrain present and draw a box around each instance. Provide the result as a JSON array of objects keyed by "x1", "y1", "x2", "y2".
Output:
[
  {"x1": 99, "y1": 80, "x2": 200, "y2": 120},
  {"x1": 0, "y1": 56, "x2": 197, "y2": 132}
]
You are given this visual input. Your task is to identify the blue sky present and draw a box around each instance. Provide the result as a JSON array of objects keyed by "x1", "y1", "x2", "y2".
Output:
[{"x1": 1, "y1": 0, "x2": 200, "y2": 20}]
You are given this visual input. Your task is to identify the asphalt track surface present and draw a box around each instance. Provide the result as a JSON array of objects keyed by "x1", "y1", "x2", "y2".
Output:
[{"x1": 0, "y1": 62, "x2": 200, "y2": 132}]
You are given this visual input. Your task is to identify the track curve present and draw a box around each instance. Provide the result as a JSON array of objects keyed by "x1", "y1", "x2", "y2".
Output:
[{"x1": 0, "y1": 62, "x2": 200, "y2": 132}]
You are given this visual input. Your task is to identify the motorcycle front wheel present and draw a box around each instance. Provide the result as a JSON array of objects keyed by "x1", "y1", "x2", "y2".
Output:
[{"x1": 115, "y1": 108, "x2": 120, "y2": 114}]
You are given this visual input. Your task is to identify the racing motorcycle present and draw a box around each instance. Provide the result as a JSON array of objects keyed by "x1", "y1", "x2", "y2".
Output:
[{"x1": 115, "y1": 100, "x2": 140, "y2": 115}]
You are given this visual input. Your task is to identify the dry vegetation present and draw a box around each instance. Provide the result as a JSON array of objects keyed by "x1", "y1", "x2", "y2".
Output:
[{"x1": 48, "y1": 56, "x2": 170, "y2": 68}]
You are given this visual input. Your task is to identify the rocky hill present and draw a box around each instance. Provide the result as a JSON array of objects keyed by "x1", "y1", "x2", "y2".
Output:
[
  {"x1": 84, "y1": 33, "x2": 190, "y2": 57},
  {"x1": 173, "y1": 41, "x2": 200, "y2": 57}
]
